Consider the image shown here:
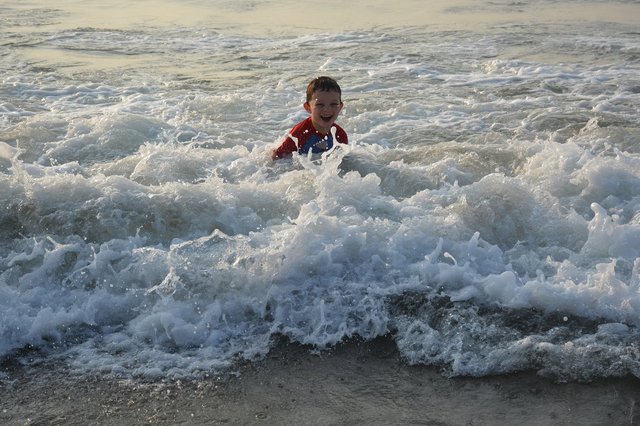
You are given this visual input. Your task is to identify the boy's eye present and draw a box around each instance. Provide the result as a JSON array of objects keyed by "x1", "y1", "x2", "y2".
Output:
[{"x1": 314, "y1": 102, "x2": 340, "y2": 108}]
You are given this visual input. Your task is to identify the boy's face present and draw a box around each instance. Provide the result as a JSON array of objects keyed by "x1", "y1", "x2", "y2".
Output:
[{"x1": 304, "y1": 90, "x2": 343, "y2": 134}]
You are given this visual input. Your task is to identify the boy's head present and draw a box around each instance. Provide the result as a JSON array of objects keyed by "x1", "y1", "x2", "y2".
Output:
[
  {"x1": 306, "y1": 76, "x2": 342, "y2": 103},
  {"x1": 304, "y1": 76, "x2": 344, "y2": 133}
]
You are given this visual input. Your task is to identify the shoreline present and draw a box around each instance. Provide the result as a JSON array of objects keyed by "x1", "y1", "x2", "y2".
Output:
[{"x1": 1, "y1": 337, "x2": 638, "y2": 425}]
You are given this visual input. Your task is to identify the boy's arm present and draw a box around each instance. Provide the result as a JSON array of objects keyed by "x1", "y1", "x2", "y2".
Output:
[
  {"x1": 272, "y1": 119, "x2": 307, "y2": 160},
  {"x1": 271, "y1": 136, "x2": 298, "y2": 160},
  {"x1": 336, "y1": 125, "x2": 348, "y2": 145}
]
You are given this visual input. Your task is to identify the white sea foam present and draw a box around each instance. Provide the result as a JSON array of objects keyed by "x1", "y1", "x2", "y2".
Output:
[{"x1": 1, "y1": 1, "x2": 639, "y2": 382}]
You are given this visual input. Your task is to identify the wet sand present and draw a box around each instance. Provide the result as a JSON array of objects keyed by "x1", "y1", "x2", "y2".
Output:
[
  {"x1": 8, "y1": 0, "x2": 640, "y2": 35},
  {"x1": 1, "y1": 337, "x2": 638, "y2": 425}
]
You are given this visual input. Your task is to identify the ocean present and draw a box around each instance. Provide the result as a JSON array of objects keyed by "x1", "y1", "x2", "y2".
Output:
[{"x1": 1, "y1": 0, "x2": 639, "y2": 383}]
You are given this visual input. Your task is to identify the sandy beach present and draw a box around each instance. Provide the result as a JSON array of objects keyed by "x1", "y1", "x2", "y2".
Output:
[{"x1": 1, "y1": 337, "x2": 638, "y2": 425}]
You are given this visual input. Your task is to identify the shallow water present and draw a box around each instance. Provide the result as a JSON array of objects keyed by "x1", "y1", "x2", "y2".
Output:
[{"x1": 1, "y1": 0, "x2": 639, "y2": 381}]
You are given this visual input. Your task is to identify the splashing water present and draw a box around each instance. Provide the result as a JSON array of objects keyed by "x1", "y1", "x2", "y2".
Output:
[{"x1": 1, "y1": 0, "x2": 640, "y2": 382}]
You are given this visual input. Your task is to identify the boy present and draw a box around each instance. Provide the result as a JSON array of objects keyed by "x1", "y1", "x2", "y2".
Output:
[{"x1": 272, "y1": 76, "x2": 348, "y2": 160}]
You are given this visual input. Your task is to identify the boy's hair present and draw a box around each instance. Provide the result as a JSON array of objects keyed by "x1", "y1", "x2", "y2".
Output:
[{"x1": 306, "y1": 76, "x2": 342, "y2": 103}]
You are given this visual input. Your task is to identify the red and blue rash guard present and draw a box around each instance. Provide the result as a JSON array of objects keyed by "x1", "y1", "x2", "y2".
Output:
[{"x1": 272, "y1": 117, "x2": 348, "y2": 159}]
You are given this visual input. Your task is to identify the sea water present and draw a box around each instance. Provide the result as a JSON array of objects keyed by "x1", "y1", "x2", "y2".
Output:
[{"x1": 1, "y1": 0, "x2": 639, "y2": 382}]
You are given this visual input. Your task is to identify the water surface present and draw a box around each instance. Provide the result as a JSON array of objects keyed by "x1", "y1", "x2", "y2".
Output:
[{"x1": 1, "y1": 0, "x2": 639, "y2": 381}]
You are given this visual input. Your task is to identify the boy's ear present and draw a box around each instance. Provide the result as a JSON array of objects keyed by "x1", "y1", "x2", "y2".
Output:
[{"x1": 303, "y1": 102, "x2": 312, "y2": 113}]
